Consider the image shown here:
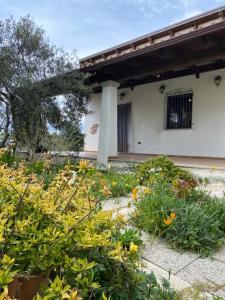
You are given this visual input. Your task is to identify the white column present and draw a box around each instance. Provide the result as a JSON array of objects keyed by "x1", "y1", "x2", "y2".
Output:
[{"x1": 97, "y1": 80, "x2": 120, "y2": 167}]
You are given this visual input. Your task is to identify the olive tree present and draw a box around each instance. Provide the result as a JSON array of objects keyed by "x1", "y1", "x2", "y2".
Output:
[{"x1": 0, "y1": 15, "x2": 90, "y2": 154}]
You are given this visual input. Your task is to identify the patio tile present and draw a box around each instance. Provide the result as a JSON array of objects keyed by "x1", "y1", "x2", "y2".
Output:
[
  {"x1": 213, "y1": 246, "x2": 225, "y2": 263},
  {"x1": 176, "y1": 257, "x2": 225, "y2": 286},
  {"x1": 102, "y1": 196, "x2": 135, "y2": 218},
  {"x1": 214, "y1": 289, "x2": 225, "y2": 299},
  {"x1": 141, "y1": 258, "x2": 191, "y2": 291},
  {"x1": 142, "y1": 238, "x2": 199, "y2": 274}
]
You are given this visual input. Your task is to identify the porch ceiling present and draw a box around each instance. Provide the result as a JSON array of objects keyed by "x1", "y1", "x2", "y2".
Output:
[{"x1": 80, "y1": 6, "x2": 225, "y2": 91}]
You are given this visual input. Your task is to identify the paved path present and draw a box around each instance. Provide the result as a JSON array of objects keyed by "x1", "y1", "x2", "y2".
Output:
[{"x1": 103, "y1": 196, "x2": 225, "y2": 299}]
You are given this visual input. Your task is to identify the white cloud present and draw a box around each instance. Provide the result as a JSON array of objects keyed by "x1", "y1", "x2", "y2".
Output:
[{"x1": 173, "y1": 8, "x2": 203, "y2": 22}]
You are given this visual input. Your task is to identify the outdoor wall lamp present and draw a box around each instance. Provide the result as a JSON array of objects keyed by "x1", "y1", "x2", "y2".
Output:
[
  {"x1": 159, "y1": 84, "x2": 166, "y2": 94},
  {"x1": 120, "y1": 91, "x2": 126, "y2": 100},
  {"x1": 214, "y1": 75, "x2": 221, "y2": 87}
]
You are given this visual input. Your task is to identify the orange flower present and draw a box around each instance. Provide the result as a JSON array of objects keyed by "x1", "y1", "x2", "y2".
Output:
[
  {"x1": 131, "y1": 187, "x2": 138, "y2": 201},
  {"x1": 163, "y1": 218, "x2": 172, "y2": 226},
  {"x1": 170, "y1": 212, "x2": 176, "y2": 219}
]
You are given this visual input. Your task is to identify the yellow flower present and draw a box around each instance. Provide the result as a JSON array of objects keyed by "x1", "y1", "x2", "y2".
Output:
[
  {"x1": 170, "y1": 212, "x2": 176, "y2": 219},
  {"x1": 112, "y1": 181, "x2": 117, "y2": 186},
  {"x1": 163, "y1": 218, "x2": 172, "y2": 226},
  {"x1": 129, "y1": 242, "x2": 138, "y2": 253},
  {"x1": 143, "y1": 187, "x2": 151, "y2": 194},
  {"x1": 79, "y1": 159, "x2": 89, "y2": 171},
  {"x1": 131, "y1": 187, "x2": 138, "y2": 201}
]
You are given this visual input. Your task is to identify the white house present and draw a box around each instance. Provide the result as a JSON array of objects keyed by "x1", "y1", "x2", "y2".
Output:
[{"x1": 80, "y1": 6, "x2": 225, "y2": 167}]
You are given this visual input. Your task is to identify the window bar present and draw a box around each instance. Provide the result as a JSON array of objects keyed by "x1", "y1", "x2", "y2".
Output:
[
  {"x1": 180, "y1": 94, "x2": 186, "y2": 128},
  {"x1": 187, "y1": 93, "x2": 189, "y2": 128},
  {"x1": 190, "y1": 94, "x2": 193, "y2": 128},
  {"x1": 167, "y1": 96, "x2": 170, "y2": 129},
  {"x1": 184, "y1": 93, "x2": 187, "y2": 128},
  {"x1": 173, "y1": 95, "x2": 175, "y2": 129},
  {"x1": 178, "y1": 94, "x2": 181, "y2": 128},
  {"x1": 176, "y1": 94, "x2": 179, "y2": 129}
]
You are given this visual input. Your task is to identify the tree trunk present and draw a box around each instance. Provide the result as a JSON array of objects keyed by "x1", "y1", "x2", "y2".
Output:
[{"x1": 0, "y1": 101, "x2": 10, "y2": 148}]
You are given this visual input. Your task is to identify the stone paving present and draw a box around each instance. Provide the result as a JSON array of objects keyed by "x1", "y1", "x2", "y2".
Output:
[
  {"x1": 102, "y1": 196, "x2": 225, "y2": 298},
  {"x1": 77, "y1": 151, "x2": 225, "y2": 170}
]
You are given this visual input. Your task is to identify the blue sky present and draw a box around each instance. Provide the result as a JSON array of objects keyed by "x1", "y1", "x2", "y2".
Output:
[{"x1": 1, "y1": 0, "x2": 225, "y2": 59}]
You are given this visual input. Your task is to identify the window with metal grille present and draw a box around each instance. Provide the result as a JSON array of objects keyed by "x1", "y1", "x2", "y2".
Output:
[{"x1": 166, "y1": 92, "x2": 193, "y2": 129}]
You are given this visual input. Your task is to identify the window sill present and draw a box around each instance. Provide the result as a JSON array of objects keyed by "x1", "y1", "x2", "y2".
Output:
[{"x1": 163, "y1": 128, "x2": 193, "y2": 131}]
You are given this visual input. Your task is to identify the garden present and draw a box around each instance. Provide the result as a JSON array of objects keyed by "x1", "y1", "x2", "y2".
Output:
[
  {"x1": 132, "y1": 156, "x2": 225, "y2": 256},
  {"x1": 0, "y1": 150, "x2": 178, "y2": 300},
  {"x1": 0, "y1": 149, "x2": 225, "y2": 299}
]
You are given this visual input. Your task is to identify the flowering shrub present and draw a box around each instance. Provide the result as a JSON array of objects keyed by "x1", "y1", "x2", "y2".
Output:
[
  {"x1": 135, "y1": 156, "x2": 197, "y2": 189},
  {"x1": 0, "y1": 153, "x2": 174, "y2": 299},
  {"x1": 101, "y1": 170, "x2": 139, "y2": 198},
  {"x1": 112, "y1": 228, "x2": 143, "y2": 251},
  {"x1": 133, "y1": 182, "x2": 225, "y2": 255}
]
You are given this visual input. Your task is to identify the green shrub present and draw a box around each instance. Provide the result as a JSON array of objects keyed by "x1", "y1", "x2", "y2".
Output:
[
  {"x1": 133, "y1": 182, "x2": 225, "y2": 255},
  {"x1": 143, "y1": 272, "x2": 176, "y2": 300},
  {"x1": 164, "y1": 202, "x2": 224, "y2": 255},
  {"x1": 25, "y1": 159, "x2": 78, "y2": 186},
  {"x1": 1, "y1": 158, "x2": 170, "y2": 299},
  {"x1": 113, "y1": 228, "x2": 143, "y2": 250},
  {"x1": 135, "y1": 156, "x2": 196, "y2": 188},
  {"x1": 0, "y1": 148, "x2": 20, "y2": 166},
  {"x1": 87, "y1": 169, "x2": 139, "y2": 199},
  {"x1": 33, "y1": 270, "x2": 177, "y2": 300},
  {"x1": 103, "y1": 170, "x2": 139, "y2": 197}
]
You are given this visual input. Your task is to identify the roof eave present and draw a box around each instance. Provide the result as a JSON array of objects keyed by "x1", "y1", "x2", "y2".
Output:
[{"x1": 80, "y1": 5, "x2": 225, "y2": 69}]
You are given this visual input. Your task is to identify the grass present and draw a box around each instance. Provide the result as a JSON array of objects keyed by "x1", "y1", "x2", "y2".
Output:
[{"x1": 133, "y1": 181, "x2": 225, "y2": 255}]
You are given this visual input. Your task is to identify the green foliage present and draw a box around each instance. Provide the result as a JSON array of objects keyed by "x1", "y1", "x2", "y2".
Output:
[
  {"x1": 144, "y1": 272, "x2": 176, "y2": 300},
  {"x1": 0, "y1": 148, "x2": 20, "y2": 166},
  {"x1": 0, "y1": 255, "x2": 18, "y2": 291},
  {"x1": 25, "y1": 160, "x2": 46, "y2": 175},
  {"x1": 0, "y1": 15, "x2": 90, "y2": 151},
  {"x1": 133, "y1": 182, "x2": 225, "y2": 255},
  {"x1": 113, "y1": 228, "x2": 143, "y2": 250},
  {"x1": 35, "y1": 276, "x2": 81, "y2": 300},
  {"x1": 0, "y1": 158, "x2": 177, "y2": 299},
  {"x1": 133, "y1": 182, "x2": 178, "y2": 235},
  {"x1": 164, "y1": 202, "x2": 224, "y2": 255},
  {"x1": 60, "y1": 120, "x2": 84, "y2": 152},
  {"x1": 34, "y1": 270, "x2": 177, "y2": 300},
  {"x1": 103, "y1": 170, "x2": 139, "y2": 197},
  {"x1": 135, "y1": 156, "x2": 196, "y2": 188},
  {"x1": 25, "y1": 159, "x2": 77, "y2": 188}
]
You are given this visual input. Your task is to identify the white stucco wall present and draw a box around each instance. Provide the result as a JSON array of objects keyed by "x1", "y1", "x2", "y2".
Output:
[
  {"x1": 84, "y1": 68, "x2": 225, "y2": 157},
  {"x1": 83, "y1": 94, "x2": 101, "y2": 151}
]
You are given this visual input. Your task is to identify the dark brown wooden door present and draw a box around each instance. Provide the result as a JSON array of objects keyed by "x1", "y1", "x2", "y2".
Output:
[{"x1": 117, "y1": 103, "x2": 131, "y2": 153}]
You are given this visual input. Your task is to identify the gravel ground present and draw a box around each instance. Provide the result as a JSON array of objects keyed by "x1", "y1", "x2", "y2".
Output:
[{"x1": 199, "y1": 182, "x2": 225, "y2": 198}]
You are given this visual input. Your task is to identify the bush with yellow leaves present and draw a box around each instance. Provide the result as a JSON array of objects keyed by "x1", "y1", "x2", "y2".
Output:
[{"x1": 0, "y1": 156, "x2": 156, "y2": 299}]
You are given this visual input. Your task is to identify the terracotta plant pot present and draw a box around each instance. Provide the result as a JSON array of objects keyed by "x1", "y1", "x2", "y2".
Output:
[{"x1": 8, "y1": 274, "x2": 48, "y2": 300}]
